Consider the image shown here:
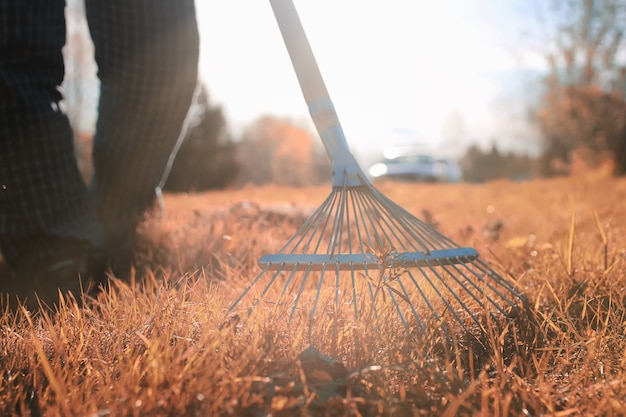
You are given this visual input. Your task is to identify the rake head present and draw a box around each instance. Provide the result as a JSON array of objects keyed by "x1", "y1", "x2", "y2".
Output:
[
  {"x1": 228, "y1": 0, "x2": 527, "y2": 335},
  {"x1": 229, "y1": 179, "x2": 526, "y2": 334}
]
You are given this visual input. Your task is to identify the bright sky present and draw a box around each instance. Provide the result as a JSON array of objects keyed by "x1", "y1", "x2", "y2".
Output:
[{"x1": 195, "y1": 0, "x2": 545, "y2": 159}]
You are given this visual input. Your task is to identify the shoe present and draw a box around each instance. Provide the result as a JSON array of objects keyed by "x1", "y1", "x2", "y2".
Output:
[
  {"x1": 100, "y1": 211, "x2": 145, "y2": 281},
  {"x1": 6, "y1": 235, "x2": 106, "y2": 311}
]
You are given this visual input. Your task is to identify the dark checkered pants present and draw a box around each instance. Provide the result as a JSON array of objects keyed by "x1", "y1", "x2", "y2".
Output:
[{"x1": 0, "y1": 0, "x2": 199, "y2": 265}]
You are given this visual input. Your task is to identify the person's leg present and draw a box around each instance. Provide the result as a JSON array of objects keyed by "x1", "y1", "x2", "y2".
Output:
[
  {"x1": 0, "y1": 0, "x2": 104, "y2": 306},
  {"x1": 85, "y1": 0, "x2": 199, "y2": 276}
]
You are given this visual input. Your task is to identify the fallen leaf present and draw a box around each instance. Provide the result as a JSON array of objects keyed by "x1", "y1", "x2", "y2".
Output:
[{"x1": 505, "y1": 235, "x2": 527, "y2": 248}]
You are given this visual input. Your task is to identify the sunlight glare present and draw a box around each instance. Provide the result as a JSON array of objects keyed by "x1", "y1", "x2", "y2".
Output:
[{"x1": 195, "y1": 0, "x2": 530, "y2": 152}]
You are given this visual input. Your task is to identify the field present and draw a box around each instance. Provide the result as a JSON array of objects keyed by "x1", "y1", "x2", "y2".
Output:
[{"x1": 1, "y1": 173, "x2": 625, "y2": 416}]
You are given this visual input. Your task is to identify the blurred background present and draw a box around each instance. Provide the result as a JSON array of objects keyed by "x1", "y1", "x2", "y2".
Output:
[{"x1": 64, "y1": 0, "x2": 626, "y2": 190}]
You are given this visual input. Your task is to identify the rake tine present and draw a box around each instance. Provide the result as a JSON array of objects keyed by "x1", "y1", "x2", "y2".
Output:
[
  {"x1": 394, "y1": 276, "x2": 426, "y2": 333},
  {"x1": 327, "y1": 188, "x2": 347, "y2": 256},
  {"x1": 355, "y1": 187, "x2": 426, "y2": 254},
  {"x1": 259, "y1": 265, "x2": 285, "y2": 299},
  {"x1": 464, "y1": 258, "x2": 524, "y2": 309},
  {"x1": 228, "y1": 263, "x2": 273, "y2": 312},
  {"x1": 347, "y1": 189, "x2": 365, "y2": 251},
  {"x1": 437, "y1": 261, "x2": 502, "y2": 324},
  {"x1": 274, "y1": 265, "x2": 300, "y2": 311},
  {"x1": 375, "y1": 188, "x2": 459, "y2": 249},
  {"x1": 292, "y1": 190, "x2": 338, "y2": 254},
  {"x1": 278, "y1": 196, "x2": 325, "y2": 254},
  {"x1": 343, "y1": 186, "x2": 358, "y2": 258},
  {"x1": 289, "y1": 263, "x2": 314, "y2": 322},
  {"x1": 363, "y1": 189, "x2": 433, "y2": 253},
  {"x1": 310, "y1": 264, "x2": 327, "y2": 319},
  {"x1": 291, "y1": 190, "x2": 338, "y2": 255},
  {"x1": 358, "y1": 191, "x2": 403, "y2": 252},
  {"x1": 351, "y1": 190, "x2": 381, "y2": 253},
  {"x1": 360, "y1": 266, "x2": 380, "y2": 321},
  {"x1": 475, "y1": 258, "x2": 526, "y2": 300},
  {"x1": 385, "y1": 283, "x2": 409, "y2": 329},
  {"x1": 350, "y1": 266, "x2": 359, "y2": 319},
  {"x1": 372, "y1": 187, "x2": 447, "y2": 253},
  {"x1": 424, "y1": 261, "x2": 486, "y2": 330},
  {"x1": 411, "y1": 266, "x2": 466, "y2": 330},
  {"x1": 312, "y1": 191, "x2": 342, "y2": 254},
  {"x1": 364, "y1": 188, "x2": 429, "y2": 250},
  {"x1": 335, "y1": 263, "x2": 341, "y2": 310},
  {"x1": 403, "y1": 269, "x2": 443, "y2": 330},
  {"x1": 444, "y1": 260, "x2": 511, "y2": 318}
]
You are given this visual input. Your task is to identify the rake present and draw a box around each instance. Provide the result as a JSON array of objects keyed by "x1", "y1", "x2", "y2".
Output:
[{"x1": 229, "y1": 0, "x2": 526, "y2": 333}]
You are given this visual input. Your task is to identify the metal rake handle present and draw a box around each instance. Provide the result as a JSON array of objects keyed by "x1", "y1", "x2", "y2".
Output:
[{"x1": 269, "y1": 0, "x2": 370, "y2": 187}]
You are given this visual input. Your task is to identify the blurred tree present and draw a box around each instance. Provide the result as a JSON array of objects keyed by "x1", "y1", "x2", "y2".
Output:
[
  {"x1": 164, "y1": 85, "x2": 240, "y2": 191},
  {"x1": 461, "y1": 143, "x2": 534, "y2": 182},
  {"x1": 534, "y1": 0, "x2": 626, "y2": 175},
  {"x1": 538, "y1": 86, "x2": 626, "y2": 175},
  {"x1": 236, "y1": 116, "x2": 330, "y2": 186}
]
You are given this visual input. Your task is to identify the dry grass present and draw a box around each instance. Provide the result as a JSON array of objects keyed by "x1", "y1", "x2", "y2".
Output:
[{"x1": 1, "y1": 174, "x2": 626, "y2": 416}]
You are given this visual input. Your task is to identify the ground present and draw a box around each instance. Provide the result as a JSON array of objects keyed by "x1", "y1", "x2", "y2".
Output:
[{"x1": 1, "y1": 172, "x2": 625, "y2": 416}]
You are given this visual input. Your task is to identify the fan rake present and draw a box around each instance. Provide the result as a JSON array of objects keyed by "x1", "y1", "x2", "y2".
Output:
[{"x1": 229, "y1": 0, "x2": 526, "y2": 333}]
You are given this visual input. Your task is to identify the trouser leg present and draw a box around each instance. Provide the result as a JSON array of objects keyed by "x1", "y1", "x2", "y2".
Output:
[
  {"x1": 85, "y1": 0, "x2": 199, "y2": 270},
  {"x1": 0, "y1": 0, "x2": 103, "y2": 268}
]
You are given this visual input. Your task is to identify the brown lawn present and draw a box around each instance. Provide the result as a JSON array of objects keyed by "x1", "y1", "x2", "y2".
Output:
[{"x1": 1, "y1": 173, "x2": 625, "y2": 416}]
